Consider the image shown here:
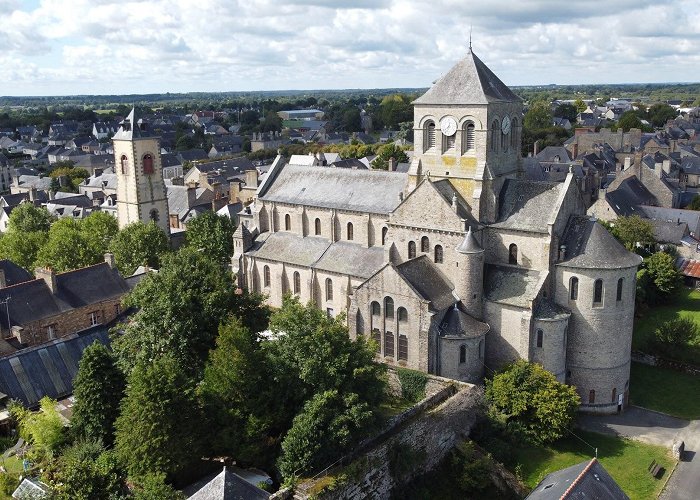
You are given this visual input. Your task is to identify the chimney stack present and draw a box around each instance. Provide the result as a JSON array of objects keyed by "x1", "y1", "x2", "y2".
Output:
[
  {"x1": 245, "y1": 169, "x2": 258, "y2": 188},
  {"x1": 388, "y1": 157, "x2": 397, "y2": 172},
  {"x1": 35, "y1": 267, "x2": 57, "y2": 294},
  {"x1": 230, "y1": 181, "x2": 241, "y2": 203},
  {"x1": 0, "y1": 269, "x2": 6, "y2": 289},
  {"x1": 104, "y1": 252, "x2": 116, "y2": 269}
]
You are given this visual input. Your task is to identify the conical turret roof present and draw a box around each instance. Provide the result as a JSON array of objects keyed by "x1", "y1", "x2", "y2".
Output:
[
  {"x1": 414, "y1": 49, "x2": 521, "y2": 105},
  {"x1": 456, "y1": 226, "x2": 483, "y2": 254}
]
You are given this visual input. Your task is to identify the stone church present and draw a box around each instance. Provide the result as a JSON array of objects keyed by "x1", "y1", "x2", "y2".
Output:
[{"x1": 233, "y1": 49, "x2": 641, "y2": 414}]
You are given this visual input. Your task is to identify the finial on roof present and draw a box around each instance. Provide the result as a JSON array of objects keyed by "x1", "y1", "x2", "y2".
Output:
[{"x1": 469, "y1": 25, "x2": 472, "y2": 51}]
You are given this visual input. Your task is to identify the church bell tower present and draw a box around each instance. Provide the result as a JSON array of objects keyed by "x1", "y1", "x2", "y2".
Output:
[{"x1": 112, "y1": 108, "x2": 170, "y2": 235}]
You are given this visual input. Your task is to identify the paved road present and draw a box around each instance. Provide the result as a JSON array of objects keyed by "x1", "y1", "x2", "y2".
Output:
[{"x1": 576, "y1": 406, "x2": 699, "y2": 500}]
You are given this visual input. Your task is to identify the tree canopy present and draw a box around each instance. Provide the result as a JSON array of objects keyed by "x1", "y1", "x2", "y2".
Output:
[
  {"x1": 108, "y1": 220, "x2": 169, "y2": 276},
  {"x1": 610, "y1": 215, "x2": 655, "y2": 252},
  {"x1": 636, "y1": 251, "x2": 682, "y2": 305},
  {"x1": 524, "y1": 101, "x2": 553, "y2": 130},
  {"x1": 185, "y1": 211, "x2": 235, "y2": 266}
]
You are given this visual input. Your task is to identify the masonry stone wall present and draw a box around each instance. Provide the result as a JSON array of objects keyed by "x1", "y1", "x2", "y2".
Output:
[
  {"x1": 483, "y1": 301, "x2": 530, "y2": 370},
  {"x1": 484, "y1": 228, "x2": 550, "y2": 270},
  {"x1": 531, "y1": 315, "x2": 569, "y2": 382}
]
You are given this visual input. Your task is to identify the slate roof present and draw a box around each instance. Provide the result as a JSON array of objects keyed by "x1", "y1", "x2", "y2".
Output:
[
  {"x1": 432, "y1": 179, "x2": 474, "y2": 221},
  {"x1": 526, "y1": 458, "x2": 628, "y2": 500},
  {"x1": 534, "y1": 300, "x2": 570, "y2": 321},
  {"x1": 112, "y1": 108, "x2": 155, "y2": 140},
  {"x1": 649, "y1": 219, "x2": 688, "y2": 244},
  {"x1": 456, "y1": 227, "x2": 482, "y2": 254},
  {"x1": 640, "y1": 206, "x2": 700, "y2": 236},
  {"x1": 559, "y1": 216, "x2": 642, "y2": 270},
  {"x1": 536, "y1": 146, "x2": 572, "y2": 162},
  {"x1": 0, "y1": 326, "x2": 110, "y2": 408},
  {"x1": 167, "y1": 185, "x2": 214, "y2": 220},
  {"x1": 414, "y1": 49, "x2": 520, "y2": 105},
  {"x1": 484, "y1": 264, "x2": 542, "y2": 308},
  {"x1": 260, "y1": 164, "x2": 408, "y2": 215},
  {"x1": 313, "y1": 241, "x2": 385, "y2": 279},
  {"x1": 193, "y1": 158, "x2": 255, "y2": 176},
  {"x1": 184, "y1": 466, "x2": 270, "y2": 500},
  {"x1": 0, "y1": 262, "x2": 130, "y2": 329},
  {"x1": 681, "y1": 156, "x2": 700, "y2": 175},
  {"x1": 396, "y1": 256, "x2": 455, "y2": 311},
  {"x1": 437, "y1": 303, "x2": 489, "y2": 338},
  {"x1": 329, "y1": 158, "x2": 368, "y2": 170},
  {"x1": 493, "y1": 179, "x2": 563, "y2": 233},
  {"x1": 604, "y1": 176, "x2": 654, "y2": 217},
  {"x1": 0, "y1": 260, "x2": 32, "y2": 287}
]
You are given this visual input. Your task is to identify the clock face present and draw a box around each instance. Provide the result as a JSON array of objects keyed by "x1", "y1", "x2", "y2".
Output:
[
  {"x1": 501, "y1": 116, "x2": 511, "y2": 134},
  {"x1": 440, "y1": 116, "x2": 457, "y2": 136}
]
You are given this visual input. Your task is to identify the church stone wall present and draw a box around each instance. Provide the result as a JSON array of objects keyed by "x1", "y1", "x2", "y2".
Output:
[
  {"x1": 438, "y1": 334, "x2": 484, "y2": 383},
  {"x1": 483, "y1": 301, "x2": 531, "y2": 369},
  {"x1": 484, "y1": 228, "x2": 551, "y2": 270},
  {"x1": 531, "y1": 315, "x2": 569, "y2": 382}
]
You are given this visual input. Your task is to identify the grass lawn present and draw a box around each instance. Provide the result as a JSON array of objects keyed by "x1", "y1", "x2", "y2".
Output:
[
  {"x1": 377, "y1": 394, "x2": 414, "y2": 420},
  {"x1": 633, "y1": 288, "x2": 700, "y2": 365},
  {"x1": 514, "y1": 430, "x2": 674, "y2": 500},
  {"x1": 630, "y1": 362, "x2": 700, "y2": 420}
]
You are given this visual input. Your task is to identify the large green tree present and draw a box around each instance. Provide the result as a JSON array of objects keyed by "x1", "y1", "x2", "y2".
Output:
[
  {"x1": 554, "y1": 103, "x2": 577, "y2": 122},
  {"x1": 371, "y1": 143, "x2": 409, "y2": 170},
  {"x1": 524, "y1": 101, "x2": 553, "y2": 130},
  {"x1": 647, "y1": 103, "x2": 677, "y2": 127},
  {"x1": 617, "y1": 110, "x2": 643, "y2": 132},
  {"x1": 277, "y1": 390, "x2": 375, "y2": 478},
  {"x1": 485, "y1": 360, "x2": 580, "y2": 445},
  {"x1": 636, "y1": 251, "x2": 682, "y2": 304},
  {"x1": 34, "y1": 218, "x2": 100, "y2": 272},
  {"x1": 108, "y1": 221, "x2": 169, "y2": 276},
  {"x1": 185, "y1": 211, "x2": 235, "y2": 266},
  {"x1": 71, "y1": 342, "x2": 125, "y2": 446},
  {"x1": 113, "y1": 247, "x2": 266, "y2": 374},
  {"x1": 10, "y1": 397, "x2": 66, "y2": 460},
  {"x1": 0, "y1": 204, "x2": 53, "y2": 270},
  {"x1": 115, "y1": 356, "x2": 202, "y2": 483},
  {"x1": 611, "y1": 215, "x2": 655, "y2": 251},
  {"x1": 81, "y1": 211, "x2": 119, "y2": 257},
  {"x1": 7, "y1": 202, "x2": 53, "y2": 233}
]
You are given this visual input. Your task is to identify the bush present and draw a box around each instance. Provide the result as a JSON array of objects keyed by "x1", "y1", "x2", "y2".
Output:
[
  {"x1": 654, "y1": 318, "x2": 698, "y2": 353},
  {"x1": 396, "y1": 368, "x2": 427, "y2": 403},
  {"x1": 0, "y1": 472, "x2": 19, "y2": 496}
]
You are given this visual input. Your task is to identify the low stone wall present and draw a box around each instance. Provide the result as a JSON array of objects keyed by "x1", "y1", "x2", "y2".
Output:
[
  {"x1": 632, "y1": 350, "x2": 700, "y2": 376},
  {"x1": 294, "y1": 373, "x2": 482, "y2": 499}
]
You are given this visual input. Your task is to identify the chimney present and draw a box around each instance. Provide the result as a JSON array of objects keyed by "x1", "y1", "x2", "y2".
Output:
[
  {"x1": 662, "y1": 159, "x2": 671, "y2": 175},
  {"x1": 388, "y1": 157, "x2": 397, "y2": 172},
  {"x1": 211, "y1": 197, "x2": 227, "y2": 212},
  {"x1": 104, "y1": 252, "x2": 116, "y2": 269},
  {"x1": 198, "y1": 171, "x2": 209, "y2": 188},
  {"x1": 94, "y1": 167, "x2": 103, "y2": 177},
  {"x1": 0, "y1": 269, "x2": 6, "y2": 289},
  {"x1": 624, "y1": 157, "x2": 631, "y2": 170},
  {"x1": 170, "y1": 176, "x2": 184, "y2": 186},
  {"x1": 29, "y1": 187, "x2": 37, "y2": 202},
  {"x1": 186, "y1": 181, "x2": 198, "y2": 208},
  {"x1": 230, "y1": 181, "x2": 241, "y2": 202},
  {"x1": 654, "y1": 163, "x2": 662, "y2": 178},
  {"x1": 245, "y1": 169, "x2": 258, "y2": 188},
  {"x1": 35, "y1": 267, "x2": 57, "y2": 294}
]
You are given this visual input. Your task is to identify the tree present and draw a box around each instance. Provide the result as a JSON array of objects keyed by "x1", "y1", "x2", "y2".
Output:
[
  {"x1": 10, "y1": 397, "x2": 66, "y2": 459},
  {"x1": 524, "y1": 101, "x2": 553, "y2": 130},
  {"x1": 115, "y1": 356, "x2": 202, "y2": 483},
  {"x1": 610, "y1": 215, "x2": 655, "y2": 251},
  {"x1": 637, "y1": 251, "x2": 682, "y2": 304},
  {"x1": 108, "y1": 221, "x2": 169, "y2": 276},
  {"x1": 554, "y1": 103, "x2": 577, "y2": 122},
  {"x1": 617, "y1": 111, "x2": 643, "y2": 132},
  {"x1": 340, "y1": 108, "x2": 361, "y2": 132},
  {"x1": 371, "y1": 143, "x2": 409, "y2": 170},
  {"x1": 185, "y1": 211, "x2": 235, "y2": 266},
  {"x1": 648, "y1": 103, "x2": 677, "y2": 128},
  {"x1": 377, "y1": 94, "x2": 414, "y2": 130},
  {"x1": 131, "y1": 473, "x2": 184, "y2": 499},
  {"x1": 485, "y1": 360, "x2": 580, "y2": 445},
  {"x1": 80, "y1": 211, "x2": 119, "y2": 257},
  {"x1": 6, "y1": 203, "x2": 53, "y2": 233},
  {"x1": 113, "y1": 247, "x2": 259, "y2": 374},
  {"x1": 654, "y1": 317, "x2": 698, "y2": 348},
  {"x1": 277, "y1": 390, "x2": 375, "y2": 478},
  {"x1": 35, "y1": 218, "x2": 101, "y2": 272},
  {"x1": 574, "y1": 98, "x2": 587, "y2": 113},
  {"x1": 0, "y1": 230, "x2": 47, "y2": 270},
  {"x1": 71, "y1": 342, "x2": 125, "y2": 446}
]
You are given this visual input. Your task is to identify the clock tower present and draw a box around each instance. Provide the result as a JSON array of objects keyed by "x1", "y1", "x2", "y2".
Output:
[
  {"x1": 112, "y1": 108, "x2": 170, "y2": 235},
  {"x1": 407, "y1": 48, "x2": 522, "y2": 223}
]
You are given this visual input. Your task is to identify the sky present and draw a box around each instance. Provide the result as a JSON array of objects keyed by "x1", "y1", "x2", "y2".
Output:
[{"x1": 1, "y1": 0, "x2": 699, "y2": 96}]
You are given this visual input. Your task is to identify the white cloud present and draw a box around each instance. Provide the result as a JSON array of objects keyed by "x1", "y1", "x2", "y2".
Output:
[{"x1": 0, "y1": 0, "x2": 698, "y2": 95}]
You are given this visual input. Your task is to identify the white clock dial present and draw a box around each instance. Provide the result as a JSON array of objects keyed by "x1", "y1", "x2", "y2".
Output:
[
  {"x1": 501, "y1": 116, "x2": 511, "y2": 134},
  {"x1": 440, "y1": 116, "x2": 457, "y2": 136}
]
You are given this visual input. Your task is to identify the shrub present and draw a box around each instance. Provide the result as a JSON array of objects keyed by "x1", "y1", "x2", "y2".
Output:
[
  {"x1": 0, "y1": 472, "x2": 19, "y2": 496},
  {"x1": 396, "y1": 368, "x2": 427, "y2": 403}
]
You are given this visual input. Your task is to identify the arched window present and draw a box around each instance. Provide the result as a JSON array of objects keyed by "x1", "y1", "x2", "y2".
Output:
[
  {"x1": 434, "y1": 245, "x2": 443, "y2": 263},
  {"x1": 421, "y1": 236, "x2": 430, "y2": 253},
  {"x1": 285, "y1": 214, "x2": 291, "y2": 231},
  {"x1": 612, "y1": 388, "x2": 617, "y2": 403},
  {"x1": 372, "y1": 328, "x2": 381, "y2": 353},
  {"x1": 347, "y1": 222, "x2": 354, "y2": 241},
  {"x1": 293, "y1": 271, "x2": 301, "y2": 295},
  {"x1": 508, "y1": 243, "x2": 518, "y2": 265},
  {"x1": 490, "y1": 120, "x2": 499, "y2": 152},
  {"x1": 381, "y1": 227, "x2": 388, "y2": 245},
  {"x1": 263, "y1": 265, "x2": 271, "y2": 287},
  {"x1": 589, "y1": 390, "x2": 596, "y2": 404},
  {"x1": 425, "y1": 121, "x2": 436, "y2": 151},
  {"x1": 120, "y1": 155, "x2": 128, "y2": 175},
  {"x1": 536, "y1": 329, "x2": 543, "y2": 348},
  {"x1": 459, "y1": 345, "x2": 466, "y2": 364},
  {"x1": 511, "y1": 118, "x2": 519, "y2": 149},
  {"x1": 356, "y1": 310, "x2": 365, "y2": 335},
  {"x1": 149, "y1": 209, "x2": 159, "y2": 222},
  {"x1": 370, "y1": 302, "x2": 381, "y2": 337},
  {"x1": 397, "y1": 307, "x2": 408, "y2": 323},
  {"x1": 616, "y1": 278, "x2": 623, "y2": 302},
  {"x1": 384, "y1": 297, "x2": 394, "y2": 319},
  {"x1": 501, "y1": 126, "x2": 508, "y2": 151},
  {"x1": 444, "y1": 131, "x2": 456, "y2": 152},
  {"x1": 593, "y1": 279, "x2": 603, "y2": 305},
  {"x1": 325, "y1": 278, "x2": 333, "y2": 301},
  {"x1": 408, "y1": 241, "x2": 416, "y2": 259},
  {"x1": 463, "y1": 122, "x2": 475, "y2": 153},
  {"x1": 398, "y1": 335, "x2": 408, "y2": 361},
  {"x1": 142, "y1": 154, "x2": 154, "y2": 175},
  {"x1": 371, "y1": 301, "x2": 381, "y2": 317},
  {"x1": 314, "y1": 218, "x2": 321, "y2": 235},
  {"x1": 570, "y1": 277, "x2": 579, "y2": 300},
  {"x1": 384, "y1": 331, "x2": 395, "y2": 358}
]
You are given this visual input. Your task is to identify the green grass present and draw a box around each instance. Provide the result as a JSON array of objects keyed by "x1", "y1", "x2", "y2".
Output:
[
  {"x1": 633, "y1": 288, "x2": 700, "y2": 365},
  {"x1": 377, "y1": 394, "x2": 414, "y2": 420},
  {"x1": 514, "y1": 430, "x2": 674, "y2": 500},
  {"x1": 630, "y1": 362, "x2": 700, "y2": 420}
]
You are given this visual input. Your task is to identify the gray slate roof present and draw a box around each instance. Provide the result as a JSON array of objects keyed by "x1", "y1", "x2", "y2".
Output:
[
  {"x1": 526, "y1": 458, "x2": 628, "y2": 500},
  {"x1": 396, "y1": 256, "x2": 455, "y2": 311},
  {"x1": 640, "y1": 206, "x2": 700, "y2": 236},
  {"x1": 414, "y1": 50, "x2": 521, "y2": 105},
  {"x1": 260, "y1": 164, "x2": 408, "y2": 214},
  {"x1": 484, "y1": 264, "x2": 542, "y2": 308},
  {"x1": 649, "y1": 219, "x2": 688, "y2": 244},
  {"x1": 437, "y1": 304, "x2": 489, "y2": 338},
  {"x1": 185, "y1": 466, "x2": 270, "y2": 500},
  {"x1": 0, "y1": 326, "x2": 110, "y2": 408},
  {"x1": 493, "y1": 179, "x2": 563, "y2": 233},
  {"x1": 313, "y1": 241, "x2": 385, "y2": 279},
  {"x1": 0, "y1": 260, "x2": 32, "y2": 287},
  {"x1": 559, "y1": 216, "x2": 642, "y2": 270},
  {"x1": 112, "y1": 108, "x2": 155, "y2": 140}
]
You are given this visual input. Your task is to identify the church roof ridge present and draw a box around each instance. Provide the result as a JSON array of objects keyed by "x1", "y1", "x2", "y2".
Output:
[{"x1": 413, "y1": 50, "x2": 521, "y2": 105}]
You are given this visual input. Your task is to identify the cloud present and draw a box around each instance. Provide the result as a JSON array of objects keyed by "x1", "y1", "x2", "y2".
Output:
[{"x1": 0, "y1": 0, "x2": 698, "y2": 95}]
